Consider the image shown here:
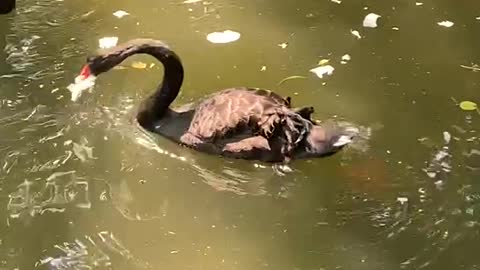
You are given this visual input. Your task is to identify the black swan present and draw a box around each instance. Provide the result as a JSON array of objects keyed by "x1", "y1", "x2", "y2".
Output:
[
  {"x1": 69, "y1": 39, "x2": 358, "y2": 163},
  {"x1": 0, "y1": 0, "x2": 15, "y2": 14}
]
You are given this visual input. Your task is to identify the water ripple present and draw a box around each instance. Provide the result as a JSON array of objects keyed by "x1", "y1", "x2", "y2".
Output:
[{"x1": 37, "y1": 231, "x2": 149, "y2": 270}]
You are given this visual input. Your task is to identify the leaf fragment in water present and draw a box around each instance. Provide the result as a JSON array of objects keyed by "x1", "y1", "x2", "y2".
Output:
[
  {"x1": 183, "y1": 0, "x2": 201, "y2": 3},
  {"x1": 318, "y1": 59, "x2": 330, "y2": 65},
  {"x1": 73, "y1": 142, "x2": 94, "y2": 162},
  {"x1": 415, "y1": 2, "x2": 423, "y2": 6},
  {"x1": 459, "y1": 101, "x2": 478, "y2": 111},
  {"x1": 131, "y1": 61, "x2": 148, "y2": 69},
  {"x1": 206, "y1": 30, "x2": 241, "y2": 44},
  {"x1": 350, "y1": 29, "x2": 362, "y2": 39},
  {"x1": 331, "y1": 0, "x2": 341, "y2": 4},
  {"x1": 443, "y1": 131, "x2": 451, "y2": 144},
  {"x1": 113, "y1": 10, "x2": 129, "y2": 18},
  {"x1": 437, "y1": 20, "x2": 454, "y2": 27},
  {"x1": 278, "y1": 42, "x2": 288, "y2": 49},
  {"x1": 277, "y1": 75, "x2": 307, "y2": 85},
  {"x1": 67, "y1": 75, "x2": 96, "y2": 102},
  {"x1": 363, "y1": 13, "x2": 381, "y2": 28},
  {"x1": 310, "y1": 65, "x2": 335, "y2": 78},
  {"x1": 81, "y1": 10, "x2": 95, "y2": 18},
  {"x1": 340, "y1": 54, "x2": 351, "y2": 64},
  {"x1": 98, "y1": 37, "x2": 118, "y2": 49},
  {"x1": 397, "y1": 197, "x2": 408, "y2": 204}
]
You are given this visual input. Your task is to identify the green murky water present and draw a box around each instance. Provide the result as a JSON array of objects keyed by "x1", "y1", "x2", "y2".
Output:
[{"x1": 1, "y1": 0, "x2": 479, "y2": 269}]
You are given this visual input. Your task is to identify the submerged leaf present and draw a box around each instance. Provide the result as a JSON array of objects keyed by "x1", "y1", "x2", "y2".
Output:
[
  {"x1": 459, "y1": 101, "x2": 478, "y2": 111},
  {"x1": 131, "y1": 61, "x2": 148, "y2": 69},
  {"x1": 277, "y1": 75, "x2": 307, "y2": 85}
]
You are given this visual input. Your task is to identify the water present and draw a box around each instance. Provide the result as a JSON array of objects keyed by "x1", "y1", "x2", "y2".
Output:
[{"x1": 1, "y1": 0, "x2": 479, "y2": 269}]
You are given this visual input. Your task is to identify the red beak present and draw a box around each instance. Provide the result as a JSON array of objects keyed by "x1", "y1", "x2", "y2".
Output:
[{"x1": 79, "y1": 65, "x2": 91, "y2": 79}]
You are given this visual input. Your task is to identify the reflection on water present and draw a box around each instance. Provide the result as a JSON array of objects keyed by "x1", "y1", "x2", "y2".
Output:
[
  {"x1": 37, "y1": 231, "x2": 146, "y2": 270},
  {"x1": 1, "y1": 0, "x2": 480, "y2": 269}
]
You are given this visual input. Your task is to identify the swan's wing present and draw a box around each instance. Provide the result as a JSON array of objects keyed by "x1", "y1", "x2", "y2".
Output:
[{"x1": 183, "y1": 88, "x2": 310, "y2": 156}]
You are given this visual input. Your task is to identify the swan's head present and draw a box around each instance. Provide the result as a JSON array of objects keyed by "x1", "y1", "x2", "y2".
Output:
[
  {"x1": 295, "y1": 123, "x2": 358, "y2": 158},
  {"x1": 67, "y1": 54, "x2": 114, "y2": 102},
  {"x1": 82, "y1": 53, "x2": 119, "y2": 77}
]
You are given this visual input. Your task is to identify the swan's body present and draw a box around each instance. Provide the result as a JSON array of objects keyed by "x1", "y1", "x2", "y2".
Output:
[{"x1": 72, "y1": 39, "x2": 357, "y2": 163}]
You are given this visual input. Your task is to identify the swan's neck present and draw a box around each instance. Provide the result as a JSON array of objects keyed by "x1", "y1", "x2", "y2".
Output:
[{"x1": 109, "y1": 40, "x2": 184, "y2": 130}]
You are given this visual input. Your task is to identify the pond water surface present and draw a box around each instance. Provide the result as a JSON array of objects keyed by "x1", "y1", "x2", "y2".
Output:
[{"x1": 1, "y1": 0, "x2": 479, "y2": 269}]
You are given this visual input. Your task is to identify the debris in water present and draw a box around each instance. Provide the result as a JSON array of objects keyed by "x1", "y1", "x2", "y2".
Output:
[
  {"x1": 183, "y1": 0, "x2": 202, "y2": 3},
  {"x1": 113, "y1": 10, "x2": 130, "y2": 18},
  {"x1": 437, "y1": 20, "x2": 454, "y2": 27},
  {"x1": 423, "y1": 144, "x2": 451, "y2": 183},
  {"x1": 277, "y1": 75, "x2": 307, "y2": 85},
  {"x1": 460, "y1": 64, "x2": 480, "y2": 71},
  {"x1": 351, "y1": 29, "x2": 362, "y2": 39},
  {"x1": 363, "y1": 13, "x2": 381, "y2": 28},
  {"x1": 278, "y1": 42, "x2": 288, "y2": 49},
  {"x1": 310, "y1": 65, "x2": 335, "y2": 78},
  {"x1": 392, "y1": 26, "x2": 400, "y2": 30},
  {"x1": 415, "y1": 2, "x2": 424, "y2": 6},
  {"x1": 318, "y1": 59, "x2": 330, "y2": 65},
  {"x1": 67, "y1": 75, "x2": 96, "y2": 102},
  {"x1": 81, "y1": 10, "x2": 95, "y2": 18},
  {"x1": 206, "y1": 30, "x2": 241, "y2": 44},
  {"x1": 98, "y1": 37, "x2": 118, "y2": 49},
  {"x1": 331, "y1": 0, "x2": 342, "y2": 3},
  {"x1": 443, "y1": 131, "x2": 451, "y2": 144},
  {"x1": 340, "y1": 54, "x2": 351, "y2": 64},
  {"x1": 72, "y1": 141, "x2": 94, "y2": 162},
  {"x1": 260, "y1": 66, "x2": 267, "y2": 71},
  {"x1": 476, "y1": 17, "x2": 480, "y2": 20},
  {"x1": 397, "y1": 197, "x2": 408, "y2": 204}
]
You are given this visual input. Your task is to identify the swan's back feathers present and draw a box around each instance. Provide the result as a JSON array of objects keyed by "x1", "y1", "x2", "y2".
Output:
[{"x1": 182, "y1": 88, "x2": 310, "y2": 156}]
